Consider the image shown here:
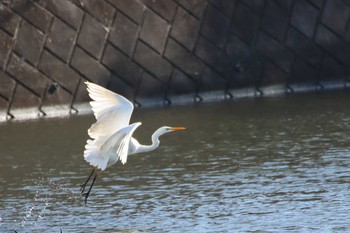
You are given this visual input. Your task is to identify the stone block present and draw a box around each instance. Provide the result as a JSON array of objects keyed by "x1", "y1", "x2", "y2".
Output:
[
  {"x1": 289, "y1": 59, "x2": 319, "y2": 84},
  {"x1": 199, "y1": 65, "x2": 227, "y2": 91},
  {"x1": 71, "y1": 0, "x2": 115, "y2": 26},
  {"x1": 201, "y1": 4, "x2": 230, "y2": 48},
  {"x1": 256, "y1": 31, "x2": 294, "y2": 73},
  {"x1": 108, "y1": 74, "x2": 136, "y2": 101},
  {"x1": 171, "y1": 6, "x2": 200, "y2": 50},
  {"x1": 0, "y1": 3, "x2": 21, "y2": 36},
  {"x1": 38, "y1": 0, "x2": 83, "y2": 29},
  {"x1": 77, "y1": 14, "x2": 107, "y2": 59},
  {"x1": 39, "y1": 50, "x2": 80, "y2": 93},
  {"x1": 231, "y1": 2, "x2": 260, "y2": 46},
  {"x1": 320, "y1": 55, "x2": 347, "y2": 81},
  {"x1": 226, "y1": 34, "x2": 264, "y2": 79},
  {"x1": 109, "y1": 12, "x2": 139, "y2": 56},
  {"x1": 134, "y1": 41, "x2": 172, "y2": 83},
  {"x1": 71, "y1": 47, "x2": 111, "y2": 84},
  {"x1": 168, "y1": 68, "x2": 197, "y2": 96},
  {"x1": 10, "y1": 83, "x2": 40, "y2": 108},
  {"x1": 140, "y1": 10, "x2": 169, "y2": 53},
  {"x1": 195, "y1": 36, "x2": 231, "y2": 77},
  {"x1": 174, "y1": 0, "x2": 207, "y2": 18},
  {"x1": 315, "y1": 25, "x2": 350, "y2": 65},
  {"x1": 286, "y1": 27, "x2": 323, "y2": 67},
  {"x1": 141, "y1": 0, "x2": 177, "y2": 22},
  {"x1": 260, "y1": 60, "x2": 288, "y2": 86},
  {"x1": 0, "y1": 29, "x2": 12, "y2": 69},
  {"x1": 164, "y1": 38, "x2": 203, "y2": 79},
  {"x1": 7, "y1": 54, "x2": 47, "y2": 95},
  {"x1": 0, "y1": 71, "x2": 15, "y2": 100},
  {"x1": 322, "y1": 0, "x2": 350, "y2": 36},
  {"x1": 46, "y1": 18, "x2": 76, "y2": 62},
  {"x1": 261, "y1": 0, "x2": 289, "y2": 42},
  {"x1": 107, "y1": 0, "x2": 144, "y2": 24},
  {"x1": 14, "y1": 20, "x2": 45, "y2": 66},
  {"x1": 102, "y1": 43, "x2": 142, "y2": 87},
  {"x1": 308, "y1": 0, "x2": 323, "y2": 8},
  {"x1": 244, "y1": 0, "x2": 265, "y2": 14},
  {"x1": 291, "y1": 0, "x2": 319, "y2": 38},
  {"x1": 208, "y1": 0, "x2": 236, "y2": 17},
  {"x1": 11, "y1": 1, "x2": 51, "y2": 32},
  {"x1": 136, "y1": 72, "x2": 166, "y2": 100},
  {"x1": 275, "y1": 0, "x2": 293, "y2": 9}
]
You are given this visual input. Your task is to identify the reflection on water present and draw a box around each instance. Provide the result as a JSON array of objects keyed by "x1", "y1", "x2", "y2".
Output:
[{"x1": 1, "y1": 91, "x2": 350, "y2": 232}]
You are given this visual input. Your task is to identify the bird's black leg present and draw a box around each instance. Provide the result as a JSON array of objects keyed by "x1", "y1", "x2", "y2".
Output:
[
  {"x1": 82, "y1": 173, "x2": 97, "y2": 205},
  {"x1": 80, "y1": 168, "x2": 96, "y2": 194}
]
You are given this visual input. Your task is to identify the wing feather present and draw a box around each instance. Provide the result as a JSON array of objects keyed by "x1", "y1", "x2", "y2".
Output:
[{"x1": 85, "y1": 81, "x2": 134, "y2": 139}]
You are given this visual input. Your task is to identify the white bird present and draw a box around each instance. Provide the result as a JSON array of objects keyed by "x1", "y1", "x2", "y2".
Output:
[{"x1": 80, "y1": 81, "x2": 185, "y2": 204}]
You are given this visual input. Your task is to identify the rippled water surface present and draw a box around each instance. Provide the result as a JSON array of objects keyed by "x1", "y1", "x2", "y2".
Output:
[{"x1": 1, "y1": 92, "x2": 350, "y2": 232}]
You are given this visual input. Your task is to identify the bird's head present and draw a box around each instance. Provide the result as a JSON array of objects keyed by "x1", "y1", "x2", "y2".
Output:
[{"x1": 155, "y1": 126, "x2": 186, "y2": 137}]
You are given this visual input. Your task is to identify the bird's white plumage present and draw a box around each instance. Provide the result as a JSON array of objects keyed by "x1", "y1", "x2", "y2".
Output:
[
  {"x1": 86, "y1": 81, "x2": 134, "y2": 139},
  {"x1": 83, "y1": 81, "x2": 136, "y2": 170},
  {"x1": 83, "y1": 82, "x2": 185, "y2": 171}
]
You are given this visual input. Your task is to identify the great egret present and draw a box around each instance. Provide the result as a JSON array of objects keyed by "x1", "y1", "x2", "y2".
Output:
[{"x1": 80, "y1": 82, "x2": 185, "y2": 204}]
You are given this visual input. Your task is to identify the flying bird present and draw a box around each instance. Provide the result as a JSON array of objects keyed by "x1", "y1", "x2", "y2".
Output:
[{"x1": 80, "y1": 82, "x2": 185, "y2": 204}]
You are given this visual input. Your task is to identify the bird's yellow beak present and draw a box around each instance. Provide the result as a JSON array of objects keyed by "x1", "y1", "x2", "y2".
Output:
[{"x1": 170, "y1": 127, "x2": 186, "y2": 131}]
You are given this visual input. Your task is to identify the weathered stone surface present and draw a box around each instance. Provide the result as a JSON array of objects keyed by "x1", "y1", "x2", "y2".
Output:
[
  {"x1": 315, "y1": 25, "x2": 350, "y2": 65},
  {"x1": 208, "y1": 0, "x2": 236, "y2": 17},
  {"x1": 134, "y1": 41, "x2": 172, "y2": 82},
  {"x1": 137, "y1": 72, "x2": 166, "y2": 100},
  {"x1": 201, "y1": 4, "x2": 230, "y2": 48},
  {"x1": 0, "y1": 0, "x2": 350, "y2": 116},
  {"x1": 107, "y1": 0, "x2": 144, "y2": 24},
  {"x1": 291, "y1": 0, "x2": 319, "y2": 38},
  {"x1": 171, "y1": 7, "x2": 200, "y2": 50},
  {"x1": 0, "y1": 71, "x2": 15, "y2": 100},
  {"x1": 289, "y1": 59, "x2": 319, "y2": 84},
  {"x1": 0, "y1": 3, "x2": 21, "y2": 35},
  {"x1": 168, "y1": 68, "x2": 197, "y2": 96},
  {"x1": 46, "y1": 18, "x2": 76, "y2": 62},
  {"x1": 109, "y1": 12, "x2": 139, "y2": 56},
  {"x1": 261, "y1": 0, "x2": 289, "y2": 42},
  {"x1": 231, "y1": 2, "x2": 260, "y2": 46},
  {"x1": 140, "y1": 10, "x2": 169, "y2": 53},
  {"x1": 10, "y1": 83, "x2": 40, "y2": 108},
  {"x1": 39, "y1": 50, "x2": 80, "y2": 93},
  {"x1": 322, "y1": 0, "x2": 349, "y2": 36},
  {"x1": 77, "y1": 14, "x2": 107, "y2": 59},
  {"x1": 256, "y1": 31, "x2": 294, "y2": 73},
  {"x1": 102, "y1": 43, "x2": 142, "y2": 87},
  {"x1": 141, "y1": 0, "x2": 177, "y2": 22},
  {"x1": 71, "y1": 47, "x2": 111, "y2": 84},
  {"x1": 7, "y1": 54, "x2": 47, "y2": 95},
  {"x1": 0, "y1": 29, "x2": 12, "y2": 69},
  {"x1": 11, "y1": 1, "x2": 52, "y2": 32},
  {"x1": 72, "y1": 0, "x2": 115, "y2": 26},
  {"x1": 165, "y1": 38, "x2": 203, "y2": 79},
  {"x1": 14, "y1": 20, "x2": 45, "y2": 66},
  {"x1": 261, "y1": 61, "x2": 288, "y2": 86},
  {"x1": 195, "y1": 36, "x2": 231, "y2": 77},
  {"x1": 38, "y1": 0, "x2": 83, "y2": 29},
  {"x1": 286, "y1": 27, "x2": 323, "y2": 67},
  {"x1": 175, "y1": 0, "x2": 207, "y2": 18}
]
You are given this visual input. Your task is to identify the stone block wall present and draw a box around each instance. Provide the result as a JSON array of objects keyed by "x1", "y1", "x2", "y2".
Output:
[{"x1": 0, "y1": 0, "x2": 350, "y2": 120}]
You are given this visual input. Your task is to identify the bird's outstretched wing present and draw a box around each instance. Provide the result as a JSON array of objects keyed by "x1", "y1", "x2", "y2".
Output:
[
  {"x1": 85, "y1": 81, "x2": 134, "y2": 139},
  {"x1": 84, "y1": 122, "x2": 142, "y2": 170}
]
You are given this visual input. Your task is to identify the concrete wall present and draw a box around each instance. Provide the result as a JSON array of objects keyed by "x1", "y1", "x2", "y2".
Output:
[{"x1": 0, "y1": 0, "x2": 350, "y2": 120}]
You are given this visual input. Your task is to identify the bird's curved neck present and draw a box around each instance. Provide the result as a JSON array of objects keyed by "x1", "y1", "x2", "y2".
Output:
[{"x1": 137, "y1": 130, "x2": 161, "y2": 153}]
